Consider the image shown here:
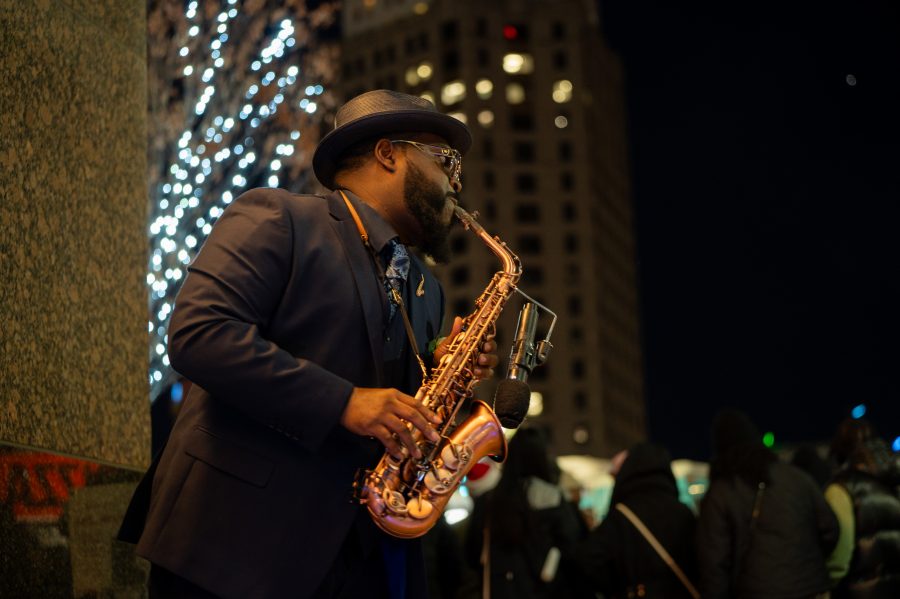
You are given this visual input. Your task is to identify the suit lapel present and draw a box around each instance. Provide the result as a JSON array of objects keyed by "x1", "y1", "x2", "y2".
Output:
[{"x1": 326, "y1": 191, "x2": 386, "y2": 386}]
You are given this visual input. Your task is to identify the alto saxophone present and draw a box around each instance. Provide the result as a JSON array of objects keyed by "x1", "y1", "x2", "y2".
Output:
[{"x1": 357, "y1": 204, "x2": 522, "y2": 538}]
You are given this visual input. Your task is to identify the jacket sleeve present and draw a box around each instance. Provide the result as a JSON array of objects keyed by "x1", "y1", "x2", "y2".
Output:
[
  {"x1": 812, "y1": 479, "x2": 840, "y2": 556},
  {"x1": 824, "y1": 483, "x2": 854, "y2": 585},
  {"x1": 697, "y1": 483, "x2": 734, "y2": 599},
  {"x1": 168, "y1": 189, "x2": 354, "y2": 452}
]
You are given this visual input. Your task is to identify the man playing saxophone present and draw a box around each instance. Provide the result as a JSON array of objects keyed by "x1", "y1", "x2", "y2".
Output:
[{"x1": 119, "y1": 90, "x2": 499, "y2": 599}]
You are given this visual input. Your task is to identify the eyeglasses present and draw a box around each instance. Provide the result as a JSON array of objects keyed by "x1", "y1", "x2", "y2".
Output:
[{"x1": 391, "y1": 140, "x2": 462, "y2": 186}]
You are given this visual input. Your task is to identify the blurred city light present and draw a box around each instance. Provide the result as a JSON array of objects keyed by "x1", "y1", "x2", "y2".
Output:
[
  {"x1": 851, "y1": 404, "x2": 866, "y2": 419},
  {"x1": 762, "y1": 431, "x2": 775, "y2": 448}
]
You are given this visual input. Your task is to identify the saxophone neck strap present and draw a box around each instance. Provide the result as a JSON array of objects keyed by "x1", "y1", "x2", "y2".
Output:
[{"x1": 339, "y1": 189, "x2": 428, "y2": 379}]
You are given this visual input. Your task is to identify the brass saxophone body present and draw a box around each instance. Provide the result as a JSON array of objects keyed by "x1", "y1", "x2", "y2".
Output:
[{"x1": 358, "y1": 204, "x2": 522, "y2": 539}]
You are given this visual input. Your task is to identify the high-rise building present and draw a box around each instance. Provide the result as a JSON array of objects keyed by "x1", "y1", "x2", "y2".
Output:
[{"x1": 337, "y1": 0, "x2": 644, "y2": 456}]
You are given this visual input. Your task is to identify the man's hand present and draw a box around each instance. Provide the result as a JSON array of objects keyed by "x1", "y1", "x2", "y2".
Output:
[
  {"x1": 433, "y1": 316, "x2": 500, "y2": 380},
  {"x1": 340, "y1": 387, "x2": 442, "y2": 460}
]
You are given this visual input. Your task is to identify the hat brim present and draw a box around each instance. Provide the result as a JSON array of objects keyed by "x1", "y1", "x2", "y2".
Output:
[{"x1": 312, "y1": 109, "x2": 472, "y2": 189}]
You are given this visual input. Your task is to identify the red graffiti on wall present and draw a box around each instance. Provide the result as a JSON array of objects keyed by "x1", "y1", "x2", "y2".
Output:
[{"x1": 0, "y1": 452, "x2": 101, "y2": 522}]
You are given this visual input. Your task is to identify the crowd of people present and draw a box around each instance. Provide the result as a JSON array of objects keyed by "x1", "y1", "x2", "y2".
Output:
[{"x1": 445, "y1": 412, "x2": 900, "y2": 599}]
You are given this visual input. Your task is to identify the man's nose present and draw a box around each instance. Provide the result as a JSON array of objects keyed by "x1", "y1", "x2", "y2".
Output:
[{"x1": 450, "y1": 178, "x2": 462, "y2": 194}]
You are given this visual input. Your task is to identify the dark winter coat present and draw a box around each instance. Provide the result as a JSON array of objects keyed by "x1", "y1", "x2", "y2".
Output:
[
  {"x1": 698, "y1": 461, "x2": 839, "y2": 599},
  {"x1": 573, "y1": 443, "x2": 698, "y2": 598}
]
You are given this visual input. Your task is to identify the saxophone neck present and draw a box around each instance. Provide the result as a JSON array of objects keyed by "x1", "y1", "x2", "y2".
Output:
[{"x1": 454, "y1": 205, "x2": 522, "y2": 279}]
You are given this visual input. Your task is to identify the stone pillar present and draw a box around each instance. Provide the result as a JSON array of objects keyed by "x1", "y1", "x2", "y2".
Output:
[{"x1": 0, "y1": 0, "x2": 149, "y2": 468}]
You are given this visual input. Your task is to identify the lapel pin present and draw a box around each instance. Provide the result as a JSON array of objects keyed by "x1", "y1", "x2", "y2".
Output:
[{"x1": 416, "y1": 274, "x2": 425, "y2": 297}]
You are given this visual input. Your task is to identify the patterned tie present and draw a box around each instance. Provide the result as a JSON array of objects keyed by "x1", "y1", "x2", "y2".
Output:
[{"x1": 384, "y1": 238, "x2": 410, "y2": 321}]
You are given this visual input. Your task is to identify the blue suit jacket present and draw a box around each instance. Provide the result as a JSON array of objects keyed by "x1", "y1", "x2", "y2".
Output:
[{"x1": 122, "y1": 188, "x2": 444, "y2": 598}]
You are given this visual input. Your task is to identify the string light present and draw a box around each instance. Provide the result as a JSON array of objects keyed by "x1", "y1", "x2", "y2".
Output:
[{"x1": 146, "y1": 1, "x2": 339, "y2": 400}]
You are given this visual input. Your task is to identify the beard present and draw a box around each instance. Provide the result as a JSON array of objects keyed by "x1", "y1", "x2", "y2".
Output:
[{"x1": 403, "y1": 161, "x2": 454, "y2": 264}]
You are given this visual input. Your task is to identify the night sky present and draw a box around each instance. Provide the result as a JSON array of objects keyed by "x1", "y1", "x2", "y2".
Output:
[{"x1": 599, "y1": 0, "x2": 900, "y2": 459}]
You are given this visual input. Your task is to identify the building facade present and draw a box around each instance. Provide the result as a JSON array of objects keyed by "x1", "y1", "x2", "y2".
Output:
[{"x1": 338, "y1": 0, "x2": 645, "y2": 456}]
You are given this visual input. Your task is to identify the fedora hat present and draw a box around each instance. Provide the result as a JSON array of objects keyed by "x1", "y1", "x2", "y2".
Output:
[{"x1": 313, "y1": 89, "x2": 472, "y2": 189}]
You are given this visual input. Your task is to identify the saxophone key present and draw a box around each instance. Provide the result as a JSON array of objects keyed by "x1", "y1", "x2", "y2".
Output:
[
  {"x1": 424, "y1": 467, "x2": 455, "y2": 495},
  {"x1": 382, "y1": 489, "x2": 408, "y2": 515},
  {"x1": 407, "y1": 496, "x2": 434, "y2": 520},
  {"x1": 440, "y1": 442, "x2": 473, "y2": 471}
]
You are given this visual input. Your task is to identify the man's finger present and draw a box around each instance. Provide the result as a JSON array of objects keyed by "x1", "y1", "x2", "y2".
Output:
[
  {"x1": 393, "y1": 391, "x2": 441, "y2": 424},
  {"x1": 394, "y1": 403, "x2": 441, "y2": 443},
  {"x1": 384, "y1": 419, "x2": 421, "y2": 459},
  {"x1": 478, "y1": 353, "x2": 499, "y2": 368},
  {"x1": 374, "y1": 424, "x2": 404, "y2": 460},
  {"x1": 474, "y1": 367, "x2": 495, "y2": 380}
]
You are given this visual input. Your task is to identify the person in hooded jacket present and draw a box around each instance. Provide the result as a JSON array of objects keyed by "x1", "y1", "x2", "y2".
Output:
[
  {"x1": 572, "y1": 441, "x2": 698, "y2": 598},
  {"x1": 698, "y1": 408, "x2": 838, "y2": 599}
]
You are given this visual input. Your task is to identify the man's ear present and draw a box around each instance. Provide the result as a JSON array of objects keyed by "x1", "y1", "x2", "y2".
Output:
[{"x1": 373, "y1": 138, "x2": 398, "y2": 173}]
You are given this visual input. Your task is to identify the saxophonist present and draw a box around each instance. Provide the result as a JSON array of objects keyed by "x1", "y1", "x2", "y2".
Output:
[{"x1": 119, "y1": 90, "x2": 499, "y2": 599}]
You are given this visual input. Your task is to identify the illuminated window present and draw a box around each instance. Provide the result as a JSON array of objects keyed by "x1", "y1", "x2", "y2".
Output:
[
  {"x1": 475, "y1": 78, "x2": 493, "y2": 99},
  {"x1": 405, "y1": 67, "x2": 419, "y2": 86},
  {"x1": 477, "y1": 110, "x2": 494, "y2": 127},
  {"x1": 552, "y1": 79, "x2": 573, "y2": 103},
  {"x1": 573, "y1": 423, "x2": 590, "y2": 444},
  {"x1": 506, "y1": 83, "x2": 526, "y2": 104},
  {"x1": 502, "y1": 53, "x2": 534, "y2": 74},
  {"x1": 554, "y1": 115, "x2": 569, "y2": 129},
  {"x1": 441, "y1": 80, "x2": 466, "y2": 105},
  {"x1": 448, "y1": 111, "x2": 467, "y2": 124},
  {"x1": 420, "y1": 91, "x2": 436, "y2": 105},
  {"x1": 416, "y1": 61, "x2": 433, "y2": 81}
]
